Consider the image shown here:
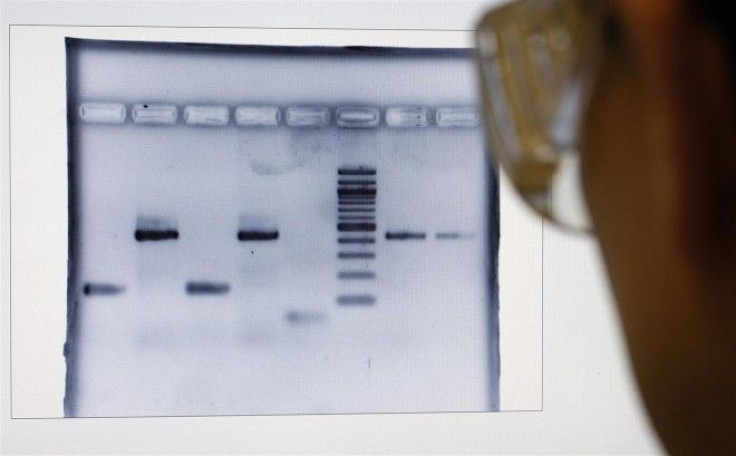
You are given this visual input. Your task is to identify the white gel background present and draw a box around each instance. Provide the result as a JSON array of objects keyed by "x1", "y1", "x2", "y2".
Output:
[{"x1": 67, "y1": 42, "x2": 497, "y2": 417}]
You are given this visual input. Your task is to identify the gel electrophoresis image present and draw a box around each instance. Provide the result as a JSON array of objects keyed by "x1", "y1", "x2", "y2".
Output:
[{"x1": 65, "y1": 39, "x2": 500, "y2": 417}]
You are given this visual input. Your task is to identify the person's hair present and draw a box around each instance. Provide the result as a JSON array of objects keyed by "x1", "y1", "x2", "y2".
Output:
[{"x1": 691, "y1": 1, "x2": 736, "y2": 85}]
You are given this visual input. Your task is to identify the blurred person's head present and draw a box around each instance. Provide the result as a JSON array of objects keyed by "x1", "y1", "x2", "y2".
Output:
[
  {"x1": 579, "y1": 0, "x2": 735, "y2": 453},
  {"x1": 478, "y1": 0, "x2": 736, "y2": 453}
]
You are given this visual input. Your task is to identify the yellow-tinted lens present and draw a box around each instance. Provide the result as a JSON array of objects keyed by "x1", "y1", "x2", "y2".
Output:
[{"x1": 476, "y1": 0, "x2": 603, "y2": 230}]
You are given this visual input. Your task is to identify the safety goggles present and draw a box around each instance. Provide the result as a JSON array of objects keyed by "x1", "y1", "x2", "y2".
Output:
[{"x1": 476, "y1": 0, "x2": 606, "y2": 231}]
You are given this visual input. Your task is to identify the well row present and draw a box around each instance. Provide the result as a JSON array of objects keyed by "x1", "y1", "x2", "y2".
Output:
[{"x1": 78, "y1": 103, "x2": 480, "y2": 128}]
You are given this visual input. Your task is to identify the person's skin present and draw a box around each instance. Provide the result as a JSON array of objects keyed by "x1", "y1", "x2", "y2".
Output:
[{"x1": 580, "y1": 0, "x2": 736, "y2": 454}]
